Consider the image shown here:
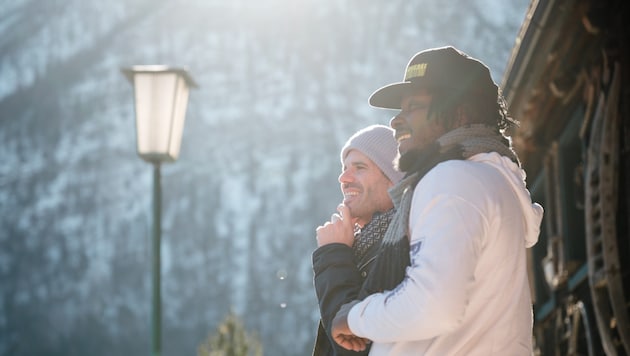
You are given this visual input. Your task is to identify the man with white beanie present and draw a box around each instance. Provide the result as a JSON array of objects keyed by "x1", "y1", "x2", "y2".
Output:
[{"x1": 312, "y1": 124, "x2": 404, "y2": 356}]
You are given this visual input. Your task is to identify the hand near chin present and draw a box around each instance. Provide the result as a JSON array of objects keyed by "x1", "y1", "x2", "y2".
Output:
[
  {"x1": 315, "y1": 204, "x2": 356, "y2": 247},
  {"x1": 331, "y1": 300, "x2": 370, "y2": 351}
]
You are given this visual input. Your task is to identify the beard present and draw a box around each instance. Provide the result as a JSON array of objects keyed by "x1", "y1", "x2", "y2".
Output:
[
  {"x1": 395, "y1": 141, "x2": 443, "y2": 174},
  {"x1": 395, "y1": 147, "x2": 423, "y2": 173}
]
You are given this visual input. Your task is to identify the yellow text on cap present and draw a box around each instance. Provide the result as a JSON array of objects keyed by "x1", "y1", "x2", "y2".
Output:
[{"x1": 405, "y1": 63, "x2": 427, "y2": 81}]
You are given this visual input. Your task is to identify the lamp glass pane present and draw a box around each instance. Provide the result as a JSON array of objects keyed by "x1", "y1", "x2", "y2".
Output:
[
  {"x1": 167, "y1": 77, "x2": 190, "y2": 160},
  {"x1": 133, "y1": 72, "x2": 178, "y2": 161}
]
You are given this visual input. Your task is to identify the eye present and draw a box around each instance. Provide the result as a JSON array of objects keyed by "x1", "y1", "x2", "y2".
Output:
[{"x1": 408, "y1": 102, "x2": 428, "y2": 112}]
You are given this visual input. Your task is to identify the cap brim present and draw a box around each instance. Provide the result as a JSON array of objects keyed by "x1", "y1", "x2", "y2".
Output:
[{"x1": 368, "y1": 82, "x2": 415, "y2": 109}]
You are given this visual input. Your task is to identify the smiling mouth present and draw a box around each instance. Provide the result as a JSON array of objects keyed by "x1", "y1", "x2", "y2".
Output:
[
  {"x1": 343, "y1": 191, "x2": 359, "y2": 200},
  {"x1": 396, "y1": 133, "x2": 411, "y2": 143}
]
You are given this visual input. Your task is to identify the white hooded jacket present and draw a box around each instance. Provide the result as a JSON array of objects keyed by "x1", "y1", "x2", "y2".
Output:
[{"x1": 347, "y1": 152, "x2": 544, "y2": 356}]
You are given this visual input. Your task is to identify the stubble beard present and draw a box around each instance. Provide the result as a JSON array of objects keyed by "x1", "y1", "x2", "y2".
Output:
[{"x1": 395, "y1": 148, "x2": 423, "y2": 173}]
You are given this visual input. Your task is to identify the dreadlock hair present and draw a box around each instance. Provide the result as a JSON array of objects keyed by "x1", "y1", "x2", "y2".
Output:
[{"x1": 426, "y1": 86, "x2": 517, "y2": 133}]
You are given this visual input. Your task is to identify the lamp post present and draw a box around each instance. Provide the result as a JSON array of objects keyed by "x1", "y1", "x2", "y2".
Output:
[{"x1": 122, "y1": 65, "x2": 197, "y2": 356}]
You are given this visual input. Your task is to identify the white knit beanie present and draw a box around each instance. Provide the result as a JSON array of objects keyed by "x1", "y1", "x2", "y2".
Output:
[{"x1": 340, "y1": 125, "x2": 404, "y2": 184}]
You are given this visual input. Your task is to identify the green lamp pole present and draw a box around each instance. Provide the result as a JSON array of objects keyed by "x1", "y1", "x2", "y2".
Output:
[{"x1": 122, "y1": 65, "x2": 197, "y2": 356}]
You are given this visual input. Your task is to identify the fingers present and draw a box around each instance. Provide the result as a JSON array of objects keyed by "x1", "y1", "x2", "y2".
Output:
[
  {"x1": 337, "y1": 203, "x2": 350, "y2": 218},
  {"x1": 334, "y1": 334, "x2": 367, "y2": 351},
  {"x1": 323, "y1": 205, "x2": 349, "y2": 225},
  {"x1": 331, "y1": 304, "x2": 369, "y2": 352},
  {"x1": 337, "y1": 204, "x2": 354, "y2": 230},
  {"x1": 314, "y1": 204, "x2": 355, "y2": 247}
]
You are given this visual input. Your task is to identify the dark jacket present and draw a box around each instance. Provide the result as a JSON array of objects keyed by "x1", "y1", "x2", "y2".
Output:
[{"x1": 312, "y1": 241, "x2": 381, "y2": 356}]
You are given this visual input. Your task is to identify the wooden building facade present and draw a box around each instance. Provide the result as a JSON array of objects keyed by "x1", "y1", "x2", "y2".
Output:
[{"x1": 502, "y1": 0, "x2": 629, "y2": 354}]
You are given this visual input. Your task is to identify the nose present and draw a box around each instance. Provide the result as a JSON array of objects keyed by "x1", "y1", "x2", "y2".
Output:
[
  {"x1": 390, "y1": 114, "x2": 405, "y2": 130},
  {"x1": 338, "y1": 169, "x2": 353, "y2": 184}
]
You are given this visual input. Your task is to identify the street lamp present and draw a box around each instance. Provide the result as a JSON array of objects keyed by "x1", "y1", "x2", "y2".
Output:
[{"x1": 122, "y1": 65, "x2": 198, "y2": 356}]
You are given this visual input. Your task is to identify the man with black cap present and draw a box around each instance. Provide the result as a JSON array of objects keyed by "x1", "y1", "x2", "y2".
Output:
[
  {"x1": 330, "y1": 46, "x2": 544, "y2": 355},
  {"x1": 313, "y1": 124, "x2": 404, "y2": 355}
]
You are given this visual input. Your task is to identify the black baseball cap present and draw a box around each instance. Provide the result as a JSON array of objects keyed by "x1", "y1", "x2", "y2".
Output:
[{"x1": 369, "y1": 46, "x2": 499, "y2": 109}]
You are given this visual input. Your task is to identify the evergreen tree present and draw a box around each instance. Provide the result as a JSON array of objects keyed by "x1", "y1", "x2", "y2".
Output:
[{"x1": 198, "y1": 311, "x2": 263, "y2": 356}]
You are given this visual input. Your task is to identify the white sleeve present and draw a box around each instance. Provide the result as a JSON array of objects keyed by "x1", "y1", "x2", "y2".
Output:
[{"x1": 347, "y1": 183, "x2": 489, "y2": 343}]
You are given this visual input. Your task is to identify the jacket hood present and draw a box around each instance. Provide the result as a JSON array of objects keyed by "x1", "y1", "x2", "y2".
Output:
[{"x1": 471, "y1": 152, "x2": 543, "y2": 248}]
